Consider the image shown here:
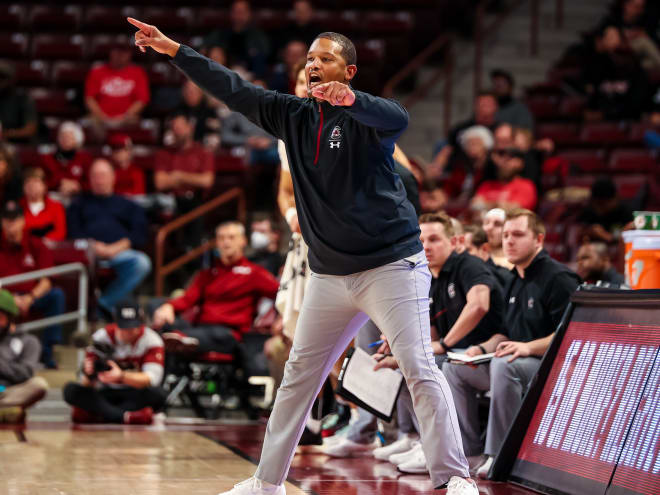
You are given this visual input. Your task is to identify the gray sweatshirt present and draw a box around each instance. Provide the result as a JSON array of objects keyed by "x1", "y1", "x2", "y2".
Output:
[{"x1": 0, "y1": 331, "x2": 41, "y2": 387}]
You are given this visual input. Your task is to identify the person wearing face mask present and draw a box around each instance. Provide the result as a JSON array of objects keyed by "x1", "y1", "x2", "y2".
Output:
[
  {"x1": 248, "y1": 214, "x2": 284, "y2": 277},
  {"x1": 0, "y1": 289, "x2": 49, "y2": 423},
  {"x1": 40, "y1": 121, "x2": 93, "y2": 201},
  {"x1": 0, "y1": 61, "x2": 38, "y2": 144}
]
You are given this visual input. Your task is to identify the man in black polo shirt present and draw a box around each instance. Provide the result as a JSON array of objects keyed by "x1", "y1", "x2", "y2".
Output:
[
  {"x1": 444, "y1": 208, "x2": 580, "y2": 479},
  {"x1": 463, "y1": 224, "x2": 514, "y2": 289},
  {"x1": 373, "y1": 212, "x2": 504, "y2": 474}
]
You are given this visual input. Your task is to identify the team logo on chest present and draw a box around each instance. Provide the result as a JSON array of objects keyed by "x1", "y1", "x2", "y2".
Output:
[
  {"x1": 447, "y1": 283, "x2": 456, "y2": 299},
  {"x1": 329, "y1": 125, "x2": 342, "y2": 149},
  {"x1": 23, "y1": 254, "x2": 35, "y2": 267},
  {"x1": 528, "y1": 297, "x2": 535, "y2": 309}
]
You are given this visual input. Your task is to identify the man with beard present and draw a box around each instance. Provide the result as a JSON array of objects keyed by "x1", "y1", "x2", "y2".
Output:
[
  {"x1": 129, "y1": 17, "x2": 477, "y2": 495},
  {"x1": 443, "y1": 209, "x2": 580, "y2": 479},
  {"x1": 0, "y1": 289, "x2": 49, "y2": 423}
]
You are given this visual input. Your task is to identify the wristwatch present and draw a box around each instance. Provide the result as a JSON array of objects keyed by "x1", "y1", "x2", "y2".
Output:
[{"x1": 439, "y1": 338, "x2": 452, "y2": 353}]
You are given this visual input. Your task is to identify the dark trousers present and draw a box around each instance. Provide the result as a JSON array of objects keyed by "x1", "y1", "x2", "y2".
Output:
[
  {"x1": 31, "y1": 287, "x2": 66, "y2": 365},
  {"x1": 179, "y1": 324, "x2": 239, "y2": 354},
  {"x1": 63, "y1": 383, "x2": 167, "y2": 423}
]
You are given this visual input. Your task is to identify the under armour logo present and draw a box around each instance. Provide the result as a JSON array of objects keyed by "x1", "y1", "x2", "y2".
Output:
[{"x1": 330, "y1": 142, "x2": 340, "y2": 149}]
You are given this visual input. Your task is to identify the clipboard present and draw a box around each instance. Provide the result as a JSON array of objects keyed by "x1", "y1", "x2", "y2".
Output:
[{"x1": 335, "y1": 347, "x2": 405, "y2": 422}]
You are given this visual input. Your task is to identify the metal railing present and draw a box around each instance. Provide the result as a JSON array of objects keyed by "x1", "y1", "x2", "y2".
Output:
[
  {"x1": 154, "y1": 187, "x2": 247, "y2": 296},
  {"x1": 0, "y1": 262, "x2": 88, "y2": 334}
]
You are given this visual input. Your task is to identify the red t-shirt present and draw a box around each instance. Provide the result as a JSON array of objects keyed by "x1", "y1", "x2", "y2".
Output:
[
  {"x1": 20, "y1": 197, "x2": 67, "y2": 241},
  {"x1": 85, "y1": 63, "x2": 150, "y2": 118},
  {"x1": 474, "y1": 176, "x2": 538, "y2": 210},
  {"x1": 114, "y1": 165, "x2": 146, "y2": 196},
  {"x1": 40, "y1": 151, "x2": 93, "y2": 191},
  {"x1": 154, "y1": 144, "x2": 214, "y2": 196},
  {"x1": 169, "y1": 257, "x2": 280, "y2": 338},
  {"x1": 0, "y1": 235, "x2": 54, "y2": 293}
]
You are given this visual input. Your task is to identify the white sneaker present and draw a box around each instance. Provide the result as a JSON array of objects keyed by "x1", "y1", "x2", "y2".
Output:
[
  {"x1": 373, "y1": 433, "x2": 420, "y2": 461},
  {"x1": 323, "y1": 437, "x2": 375, "y2": 457},
  {"x1": 446, "y1": 476, "x2": 478, "y2": 494},
  {"x1": 467, "y1": 454, "x2": 488, "y2": 475},
  {"x1": 388, "y1": 441, "x2": 421, "y2": 466},
  {"x1": 217, "y1": 477, "x2": 285, "y2": 495},
  {"x1": 397, "y1": 443, "x2": 428, "y2": 474},
  {"x1": 476, "y1": 455, "x2": 493, "y2": 479}
]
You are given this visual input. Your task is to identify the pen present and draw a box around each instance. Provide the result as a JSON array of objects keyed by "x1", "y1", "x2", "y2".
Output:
[
  {"x1": 376, "y1": 353, "x2": 393, "y2": 362},
  {"x1": 368, "y1": 339, "x2": 384, "y2": 348}
]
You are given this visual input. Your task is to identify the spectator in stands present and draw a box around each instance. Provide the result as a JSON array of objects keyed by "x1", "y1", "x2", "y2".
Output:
[
  {"x1": 0, "y1": 143, "x2": 22, "y2": 206},
  {"x1": 576, "y1": 241, "x2": 625, "y2": 286},
  {"x1": 152, "y1": 221, "x2": 279, "y2": 355},
  {"x1": 464, "y1": 224, "x2": 513, "y2": 289},
  {"x1": 577, "y1": 177, "x2": 633, "y2": 244},
  {"x1": 176, "y1": 80, "x2": 220, "y2": 145},
  {"x1": 40, "y1": 121, "x2": 92, "y2": 201},
  {"x1": 220, "y1": 105, "x2": 279, "y2": 166},
  {"x1": 430, "y1": 92, "x2": 499, "y2": 178},
  {"x1": 107, "y1": 134, "x2": 145, "y2": 197},
  {"x1": 84, "y1": 41, "x2": 150, "y2": 133},
  {"x1": 482, "y1": 208, "x2": 511, "y2": 269},
  {"x1": 63, "y1": 300, "x2": 166, "y2": 425},
  {"x1": 444, "y1": 208, "x2": 580, "y2": 479},
  {"x1": 472, "y1": 140, "x2": 538, "y2": 211},
  {"x1": 20, "y1": 168, "x2": 66, "y2": 241},
  {"x1": 155, "y1": 111, "x2": 215, "y2": 248},
  {"x1": 0, "y1": 289, "x2": 49, "y2": 423},
  {"x1": 601, "y1": 0, "x2": 660, "y2": 70},
  {"x1": 0, "y1": 201, "x2": 66, "y2": 369},
  {"x1": 280, "y1": 0, "x2": 319, "y2": 48},
  {"x1": 269, "y1": 40, "x2": 308, "y2": 94},
  {"x1": 248, "y1": 214, "x2": 285, "y2": 277},
  {"x1": 581, "y1": 25, "x2": 649, "y2": 121},
  {"x1": 491, "y1": 69, "x2": 534, "y2": 131},
  {"x1": 67, "y1": 159, "x2": 151, "y2": 318},
  {"x1": 204, "y1": 0, "x2": 271, "y2": 79},
  {"x1": 443, "y1": 125, "x2": 494, "y2": 199},
  {"x1": 370, "y1": 212, "x2": 505, "y2": 474},
  {"x1": 0, "y1": 61, "x2": 38, "y2": 144}
]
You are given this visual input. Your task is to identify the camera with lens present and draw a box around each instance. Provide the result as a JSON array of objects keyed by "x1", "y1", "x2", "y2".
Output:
[{"x1": 84, "y1": 340, "x2": 115, "y2": 380}]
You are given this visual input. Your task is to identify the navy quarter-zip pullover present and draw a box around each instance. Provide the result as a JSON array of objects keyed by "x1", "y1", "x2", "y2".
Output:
[{"x1": 172, "y1": 45, "x2": 421, "y2": 275}]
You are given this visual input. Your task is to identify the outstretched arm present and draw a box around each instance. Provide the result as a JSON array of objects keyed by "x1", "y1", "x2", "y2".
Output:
[{"x1": 128, "y1": 17, "x2": 292, "y2": 139}]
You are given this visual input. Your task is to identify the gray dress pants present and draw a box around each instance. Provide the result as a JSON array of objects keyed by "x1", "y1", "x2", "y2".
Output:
[
  {"x1": 443, "y1": 355, "x2": 541, "y2": 456},
  {"x1": 255, "y1": 251, "x2": 469, "y2": 488}
]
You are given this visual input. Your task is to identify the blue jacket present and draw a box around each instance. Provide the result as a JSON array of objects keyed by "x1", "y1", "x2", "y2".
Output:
[
  {"x1": 67, "y1": 193, "x2": 148, "y2": 248},
  {"x1": 172, "y1": 45, "x2": 421, "y2": 275}
]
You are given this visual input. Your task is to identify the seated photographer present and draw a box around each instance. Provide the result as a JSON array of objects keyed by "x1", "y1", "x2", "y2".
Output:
[
  {"x1": 443, "y1": 209, "x2": 580, "y2": 478},
  {"x1": 152, "y1": 221, "x2": 279, "y2": 354},
  {"x1": 63, "y1": 301, "x2": 166, "y2": 424},
  {"x1": 0, "y1": 289, "x2": 49, "y2": 423}
]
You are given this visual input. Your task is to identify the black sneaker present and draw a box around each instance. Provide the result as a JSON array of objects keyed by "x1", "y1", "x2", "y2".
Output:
[{"x1": 298, "y1": 426, "x2": 323, "y2": 446}]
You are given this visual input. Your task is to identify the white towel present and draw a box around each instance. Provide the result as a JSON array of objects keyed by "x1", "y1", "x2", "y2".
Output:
[{"x1": 275, "y1": 233, "x2": 311, "y2": 340}]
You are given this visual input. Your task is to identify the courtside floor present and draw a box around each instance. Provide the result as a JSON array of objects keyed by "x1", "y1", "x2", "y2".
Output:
[{"x1": 0, "y1": 421, "x2": 535, "y2": 495}]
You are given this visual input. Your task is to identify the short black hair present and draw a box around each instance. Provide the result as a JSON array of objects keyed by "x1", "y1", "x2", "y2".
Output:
[
  {"x1": 491, "y1": 68, "x2": 514, "y2": 88},
  {"x1": 314, "y1": 32, "x2": 357, "y2": 65},
  {"x1": 464, "y1": 225, "x2": 488, "y2": 248},
  {"x1": 591, "y1": 177, "x2": 617, "y2": 200}
]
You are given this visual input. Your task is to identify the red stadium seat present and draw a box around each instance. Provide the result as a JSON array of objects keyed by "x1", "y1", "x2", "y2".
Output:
[
  {"x1": 629, "y1": 122, "x2": 660, "y2": 143},
  {"x1": 215, "y1": 149, "x2": 248, "y2": 173},
  {"x1": 609, "y1": 149, "x2": 657, "y2": 173},
  {"x1": 613, "y1": 174, "x2": 648, "y2": 200},
  {"x1": 557, "y1": 149, "x2": 607, "y2": 173},
  {"x1": 52, "y1": 61, "x2": 91, "y2": 88},
  {"x1": 355, "y1": 39, "x2": 386, "y2": 64},
  {"x1": 30, "y1": 88, "x2": 81, "y2": 118},
  {"x1": 142, "y1": 7, "x2": 193, "y2": 34},
  {"x1": 131, "y1": 146, "x2": 157, "y2": 170},
  {"x1": 525, "y1": 82, "x2": 563, "y2": 98},
  {"x1": 0, "y1": 33, "x2": 29, "y2": 59},
  {"x1": 29, "y1": 5, "x2": 81, "y2": 32},
  {"x1": 32, "y1": 34, "x2": 86, "y2": 61},
  {"x1": 580, "y1": 122, "x2": 629, "y2": 146},
  {"x1": 194, "y1": 8, "x2": 231, "y2": 33},
  {"x1": 255, "y1": 9, "x2": 288, "y2": 30},
  {"x1": 88, "y1": 35, "x2": 132, "y2": 62},
  {"x1": 559, "y1": 96, "x2": 586, "y2": 119},
  {"x1": 82, "y1": 6, "x2": 141, "y2": 33},
  {"x1": 107, "y1": 120, "x2": 161, "y2": 146},
  {"x1": 364, "y1": 11, "x2": 414, "y2": 35},
  {"x1": 315, "y1": 11, "x2": 360, "y2": 35},
  {"x1": 147, "y1": 62, "x2": 175, "y2": 87},
  {"x1": 536, "y1": 123, "x2": 580, "y2": 148},
  {"x1": 526, "y1": 95, "x2": 561, "y2": 120},
  {"x1": 12, "y1": 60, "x2": 50, "y2": 87},
  {"x1": 0, "y1": 4, "x2": 25, "y2": 31},
  {"x1": 15, "y1": 146, "x2": 47, "y2": 169}
]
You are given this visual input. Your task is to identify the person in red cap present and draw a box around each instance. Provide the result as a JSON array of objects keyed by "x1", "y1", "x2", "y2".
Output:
[{"x1": 107, "y1": 133, "x2": 145, "y2": 197}]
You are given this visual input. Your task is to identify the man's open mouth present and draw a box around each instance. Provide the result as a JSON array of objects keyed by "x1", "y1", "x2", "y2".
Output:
[{"x1": 309, "y1": 73, "x2": 322, "y2": 86}]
